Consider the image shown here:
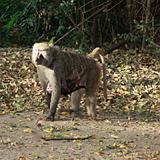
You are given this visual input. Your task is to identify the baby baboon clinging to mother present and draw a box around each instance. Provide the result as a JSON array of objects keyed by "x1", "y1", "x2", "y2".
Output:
[{"x1": 32, "y1": 42, "x2": 101, "y2": 121}]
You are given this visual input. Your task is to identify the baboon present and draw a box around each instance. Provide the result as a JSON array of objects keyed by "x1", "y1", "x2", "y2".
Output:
[{"x1": 32, "y1": 42, "x2": 101, "y2": 121}]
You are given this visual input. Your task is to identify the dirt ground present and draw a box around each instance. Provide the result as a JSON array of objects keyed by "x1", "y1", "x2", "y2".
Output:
[{"x1": 0, "y1": 109, "x2": 160, "y2": 160}]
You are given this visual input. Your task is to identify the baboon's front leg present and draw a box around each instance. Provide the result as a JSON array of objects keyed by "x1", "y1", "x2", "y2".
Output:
[{"x1": 46, "y1": 74, "x2": 61, "y2": 121}]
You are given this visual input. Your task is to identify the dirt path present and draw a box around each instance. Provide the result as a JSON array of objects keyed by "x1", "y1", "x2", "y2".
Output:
[{"x1": 0, "y1": 110, "x2": 160, "y2": 160}]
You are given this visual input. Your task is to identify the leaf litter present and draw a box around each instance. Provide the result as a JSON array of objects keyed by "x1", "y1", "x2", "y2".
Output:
[{"x1": 0, "y1": 47, "x2": 160, "y2": 160}]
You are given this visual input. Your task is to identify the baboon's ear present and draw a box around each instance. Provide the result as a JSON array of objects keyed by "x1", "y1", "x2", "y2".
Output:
[
  {"x1": 48, "y1": 43, "x2": 54, "y2": 47},
  {"x1": 49, "y1": 45, "x2": 60, "y2": 55}
]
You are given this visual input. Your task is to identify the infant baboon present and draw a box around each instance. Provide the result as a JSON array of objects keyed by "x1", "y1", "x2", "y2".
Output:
[{"x1": 32, "y1": 42, "x2": 101, "y2": 121}]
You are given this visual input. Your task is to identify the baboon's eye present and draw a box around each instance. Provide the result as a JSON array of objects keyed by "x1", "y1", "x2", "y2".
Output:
[{"x1": 42, "y1": 48, "x2": 49, "y2": 52}]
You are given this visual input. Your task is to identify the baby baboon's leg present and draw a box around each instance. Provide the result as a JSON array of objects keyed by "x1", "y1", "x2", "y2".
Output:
[
  {"x1": 70, "y1": 90, "x2": 81, "y2": 119},
  {"x1": 71, "y1": 90, "x2": 81, "y2": 112},
  {"x1": 46, "y1": 83, "x2": 52, "y2": 108},
  {"x1": 46, "y1": 93, "x2": 51, "y2": 108}
]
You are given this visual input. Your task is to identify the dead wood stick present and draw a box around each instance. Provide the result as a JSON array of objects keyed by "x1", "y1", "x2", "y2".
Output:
[{"x1": 41, "y1": 135, "x2": 93, "y2": 141}]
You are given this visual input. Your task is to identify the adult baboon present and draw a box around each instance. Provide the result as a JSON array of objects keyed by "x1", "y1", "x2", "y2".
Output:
[{"x1": 32, "y1": 42, "x2": 101, "y2": 121}]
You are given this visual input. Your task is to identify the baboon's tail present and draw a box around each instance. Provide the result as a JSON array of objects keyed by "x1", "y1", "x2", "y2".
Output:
[{"x1": 89, "y1": 48, "x2": 107, "y2": 100}]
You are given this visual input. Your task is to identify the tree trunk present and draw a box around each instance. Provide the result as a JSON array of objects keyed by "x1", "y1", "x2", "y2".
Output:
[
  {"x1": 91, "y1": 1, "x2": 98, "y2": 47},
  {"x1": 142, "y1": 0, "x2": 151, "y2": 50},
  {"x1": 126, "y1": 0, "x2": 133, "y2": 32}
]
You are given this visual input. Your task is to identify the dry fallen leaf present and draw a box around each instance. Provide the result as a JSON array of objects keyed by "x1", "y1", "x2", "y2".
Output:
[{"x1": 23, "y1": 128, "x2": 33, "y2": 133}]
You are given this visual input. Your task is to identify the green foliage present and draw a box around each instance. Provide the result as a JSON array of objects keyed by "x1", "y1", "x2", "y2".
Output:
[
  {"x1": 0, "y1": 0, "x2": 84, "y2": 47},
  {"x1": 0, "y1": 0, "x2": 159, "y2": 50}
]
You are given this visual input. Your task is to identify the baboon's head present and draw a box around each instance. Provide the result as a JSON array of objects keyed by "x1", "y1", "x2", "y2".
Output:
[{"x1": 32, "y1": 42, "x2": 60, "y2": 67}]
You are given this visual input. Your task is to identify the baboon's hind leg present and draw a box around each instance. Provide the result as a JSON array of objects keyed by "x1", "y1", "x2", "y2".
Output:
[{"x1": 85, "y1": 90, "x2": 97, "y2": 118}]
